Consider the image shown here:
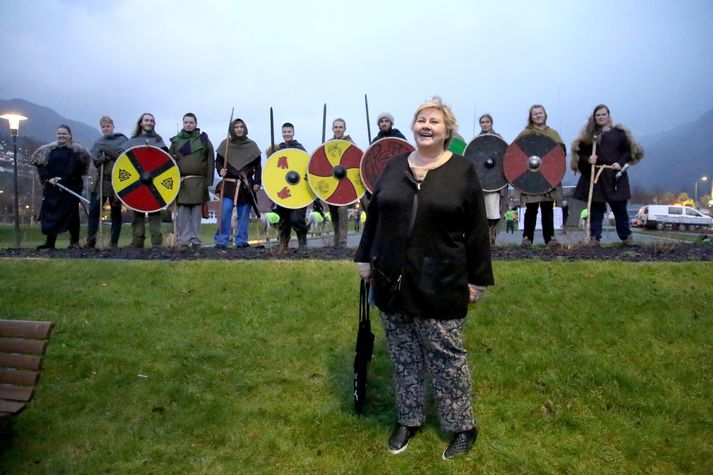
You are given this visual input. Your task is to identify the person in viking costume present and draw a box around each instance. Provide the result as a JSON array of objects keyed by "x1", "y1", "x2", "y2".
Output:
[
  {"x1": 121, "y1": 113, "x2": 168, "y2": 248},
  {"x1": 327, "y1": 118, "x2": 353, "y2": 247},
  {"x1": 371, "y1": 112, "x2": 407, "y2": 143},
  {"x1": 571, "y1": 104, "x2": 643, "y2": 245},
  {"x1": 477, "y1": 114, "x2": 508, "y2": 245},
  {"x1": 271, "y1": 122, "x2": 309, "y2": 251},
  {"x1": 214, "y1": 118, "x2": 261, "y2": 248},
  {"x1": 169, "y1": 113, "x2": 214, "y2": 249},
  {"x1": 87, "y1": 115, "x2": 127, "y2": 249},
  {"x1": 515, "y1": 105, "x2": 565, "y2": 247},
  {"x1": 30, "y1": 124, "x2": 90, "y2": 249}
]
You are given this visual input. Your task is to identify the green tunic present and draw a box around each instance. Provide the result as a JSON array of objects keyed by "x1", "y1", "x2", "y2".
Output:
[{"x1": 169, "y1": 130, "x2": 215, "y2": 205}]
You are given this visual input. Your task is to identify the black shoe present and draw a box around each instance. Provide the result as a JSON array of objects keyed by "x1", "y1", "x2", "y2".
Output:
[
  {"x1": 442, "y1": 428, "x2": 477, "y2": 460},
  {"x1": 388, "y1": 425, "x2": 420, "y2": 455},
  {"x1": 68, "y1": 241, "x2": 80, "y2": 249},
  {"x1": 36, "y1": 242, "x2": 55, "y2": 250}
]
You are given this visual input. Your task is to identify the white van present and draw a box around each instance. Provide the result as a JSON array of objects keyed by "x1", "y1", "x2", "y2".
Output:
[{"x1": 637, "y1": 205, "x2": 713, "y2": 231}]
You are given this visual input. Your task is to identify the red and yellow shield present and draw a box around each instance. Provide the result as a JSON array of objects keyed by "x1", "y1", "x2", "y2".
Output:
[
  {"x1": 307, "y1": 140, "x2": 365, "y2": 206},
  {"x1": 263, "y1": 148, "x2": 316, "y2": 209},
  {"x1": 112, "y1": 146, "x2": 180, "y2": 212}
]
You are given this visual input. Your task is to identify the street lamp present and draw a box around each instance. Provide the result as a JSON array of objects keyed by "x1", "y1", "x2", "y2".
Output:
[
  {"x1": 0, "y1": 113, "x2": 28, "y2": 247},
  {"x1": 694, "y1": 175, "x2": 708, "y2": 207}
]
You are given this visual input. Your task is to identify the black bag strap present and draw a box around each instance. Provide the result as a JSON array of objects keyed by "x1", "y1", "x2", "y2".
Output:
[{"x1": 359, "y1": 280, "x2": 370, "y2": 324}]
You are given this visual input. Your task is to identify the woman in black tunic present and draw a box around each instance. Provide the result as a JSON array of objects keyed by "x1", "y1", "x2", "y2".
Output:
[{"x1": 30, "y1": 125, "x2": 90, "y2": 249}]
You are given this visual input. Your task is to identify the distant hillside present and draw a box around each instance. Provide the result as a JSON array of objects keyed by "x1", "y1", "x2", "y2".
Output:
[
  {"x1": 636, "y1": 108, "x2": 713, "y2": 194},
  {"x1": 0, "y1": 98, "x2": 100, "y2": 148}
]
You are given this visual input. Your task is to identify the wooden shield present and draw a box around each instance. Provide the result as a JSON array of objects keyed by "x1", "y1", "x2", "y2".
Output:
[
  {"x1": 112, "y1": 145, "x2": 180, "y2": 212},
  {"x1": 503, "y1": 133, "x2": 565, "y2": 195},
  {"x1": 263, "y1": 148, "x2": 316, "y2": 209},
  {"x1": 307, "y1": 140, "x2": 365, "y2": 206},
  {"x1": 464, "y1": 134, "x2": 508, "y2": 192},
  {"x1": 360, "y1": 137, "x2": 415, "y2": 193}
]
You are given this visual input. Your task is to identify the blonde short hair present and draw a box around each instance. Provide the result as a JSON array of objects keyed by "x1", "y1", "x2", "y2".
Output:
[
  {"x1": 99, "y1": 115, "x2": 114, "y2": 126},
  {"x1": 411, "y1": 96, "x2": 458, "y2": 148}
]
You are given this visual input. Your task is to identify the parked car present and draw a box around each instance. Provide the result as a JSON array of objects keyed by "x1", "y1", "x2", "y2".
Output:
[{"x1": 637, "y1": 205, "x2": 713, "y2": 231}]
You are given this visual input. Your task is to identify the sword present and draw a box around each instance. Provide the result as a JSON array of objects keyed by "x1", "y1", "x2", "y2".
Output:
[
  {"x1": 240, "y1": 171, "x2": 261, "y2": 219},
  {"x1": 55, "y1": 181, "x2": 90, "y2": 205}
]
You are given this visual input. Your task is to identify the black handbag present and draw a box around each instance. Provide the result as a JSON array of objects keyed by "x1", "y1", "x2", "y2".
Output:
[{"x1": 353, "y1": 280, "x2": 374, "y2": 414}]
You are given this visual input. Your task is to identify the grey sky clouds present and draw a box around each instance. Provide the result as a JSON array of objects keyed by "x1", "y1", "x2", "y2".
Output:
[{"x1": 2, "y1": 0, "x2": 712, "y2": 166}]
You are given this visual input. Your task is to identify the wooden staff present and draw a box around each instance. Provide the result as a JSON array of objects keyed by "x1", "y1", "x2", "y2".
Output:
[
  {"x1": 216, "y1": 107, "x2": 235, "y2": 238},
  {"x1": 585, "y1": 135, "x2": 598, "y2": 243},
  {"x1": 98, "y1": 163, "x2": 104, "y2": 248},
  {"x1": 364, "y1": 94, "x2": 372, "y2": 143},
  {"x1": 172, "y1": 201, "x2": 178, "y2": 248}
]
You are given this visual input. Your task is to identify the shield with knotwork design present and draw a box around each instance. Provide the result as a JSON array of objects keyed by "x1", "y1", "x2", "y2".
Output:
[
  {"x1": 359, "y1": 137, "x2": 415, "y2": 193},
  {"x1": 463, "y1": 134, "x2": 508, "y2": 192},
  {"x1": 503, "y1": 133, "x2": 565, "y2": 195},
  {"x1": 111, "y1": 145, "x2": 180, "y2": 212},
  {"x1": 307, "y1": 140, "x2": 365, "y2": 206},
  {"x1": 263, "y1": 148, "x2": 315, "y2": 209}
]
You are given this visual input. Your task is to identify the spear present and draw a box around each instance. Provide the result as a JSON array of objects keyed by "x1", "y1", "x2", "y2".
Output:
[
  {"x1": 364, "y1": 94, "x2": 372, "y2": 143},
  {"x1": 98, "y1": 163, "x2": 104, "y2": 248},
  {"x1": 270, "y1": 106, "x2": 275, "y2": 153},
  {"x1": 321, "y1": 103, "x2": 327, "y2": 143},
  {"x1": 585, "y1": 135, "x2": 598, "y2": 243},
  {"x1": 217, "y1": 107, "x2": 235, "y2": 238}
]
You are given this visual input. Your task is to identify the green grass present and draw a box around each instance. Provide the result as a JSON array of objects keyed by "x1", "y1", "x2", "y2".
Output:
[{"x1": 1, "y1": 260, "x2": 712, "y2": 474}]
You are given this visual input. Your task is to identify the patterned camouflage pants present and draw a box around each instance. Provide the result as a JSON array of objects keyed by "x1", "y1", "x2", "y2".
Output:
[{"x1": 381, "y1": 312, "x2": 475, "y2": 433}]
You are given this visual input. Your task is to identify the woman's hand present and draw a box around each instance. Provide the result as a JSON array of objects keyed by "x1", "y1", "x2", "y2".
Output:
[
  {"x1": 588, "y1": 154, "x2": 598, "y2": 165},
  {"x1": 468, "y1": 284, "x2": 485, "y2": 303},
  {"x1": 611, "y1": 162, "x2": 622, "y2": 170},
  {"x1": 219, "y1": 168, "x2": 227, "y2": 177},
  {"x1": 357, "y1": 262, "x2": 371, "y2": 281},
  {"x1": 253, "y1": 184, "x2": 260, "y2": 193}
]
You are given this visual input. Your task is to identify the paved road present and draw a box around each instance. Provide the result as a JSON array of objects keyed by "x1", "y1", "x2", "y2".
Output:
[{"x1": 260, "y1": 225, "x2": 683, "y2": 249}]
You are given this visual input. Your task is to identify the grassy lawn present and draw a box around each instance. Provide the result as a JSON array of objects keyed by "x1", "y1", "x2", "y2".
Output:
[{"x1": 0, "y1": 260, "x2": 711, "y2": 474}]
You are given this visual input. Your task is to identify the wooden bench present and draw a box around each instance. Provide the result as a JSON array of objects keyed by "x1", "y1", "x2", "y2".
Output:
[{"x1": 0, "y1": 319, "x2": 54, "y2": 431}]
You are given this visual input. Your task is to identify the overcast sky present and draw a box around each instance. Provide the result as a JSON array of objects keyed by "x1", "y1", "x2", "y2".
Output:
[{"x1": 1, "y1": 0, "x2": 712, "y2": 161}]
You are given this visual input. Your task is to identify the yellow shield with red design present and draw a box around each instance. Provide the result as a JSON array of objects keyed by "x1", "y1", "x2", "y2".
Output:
[
  {"x1": 307, "y1": 140, "x2": 365, "y2": 206},
  {"x1": 263, "y1": 148, "x2": 315, "y2": 209},
  {"x1": 112, "y1": 145, "x2": 180, "y2": 212}
]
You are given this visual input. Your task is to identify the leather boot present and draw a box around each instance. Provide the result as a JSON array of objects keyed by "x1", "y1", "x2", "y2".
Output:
[
  {"x1": 279, "y1": 235, "x2": 290, "y2": 252},
  {"x1": 132, "y1": 236, "x2": 145, "y2": 248},
  {"x1": 151, "y1": 234, "x2": 163, "y2": 247},
  {"x1": 298, "y1": 235, "x2": 307, "y2": 251}
]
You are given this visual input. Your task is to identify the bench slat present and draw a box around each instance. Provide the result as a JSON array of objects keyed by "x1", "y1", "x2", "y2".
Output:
[
  {"x1": 0, "y1": 353, "x2": 43, "y2": 371},
  {"x1": 0, "y1": 320, "x2": 54, "y2": 340},
  {"x1": 0, "y1": 337, "x2": 47, "y2": 355},
  {"x1": 0, "y1": 385, "x2": 34, "y2": 402},
  {"x1": 0, "y1": 368, "x2": 39, "y2": 386},
  {"x1": 0, "y1": 400, "x2": 26, "y2": 415}
]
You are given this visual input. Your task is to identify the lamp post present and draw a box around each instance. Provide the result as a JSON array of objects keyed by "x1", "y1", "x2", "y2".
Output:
[
  {"x1": 694, "y1": 175, "x2": 708, "y2": 207},
  {"x1": 1, "y1": 113, "x2": 28, "y2": 247}
]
